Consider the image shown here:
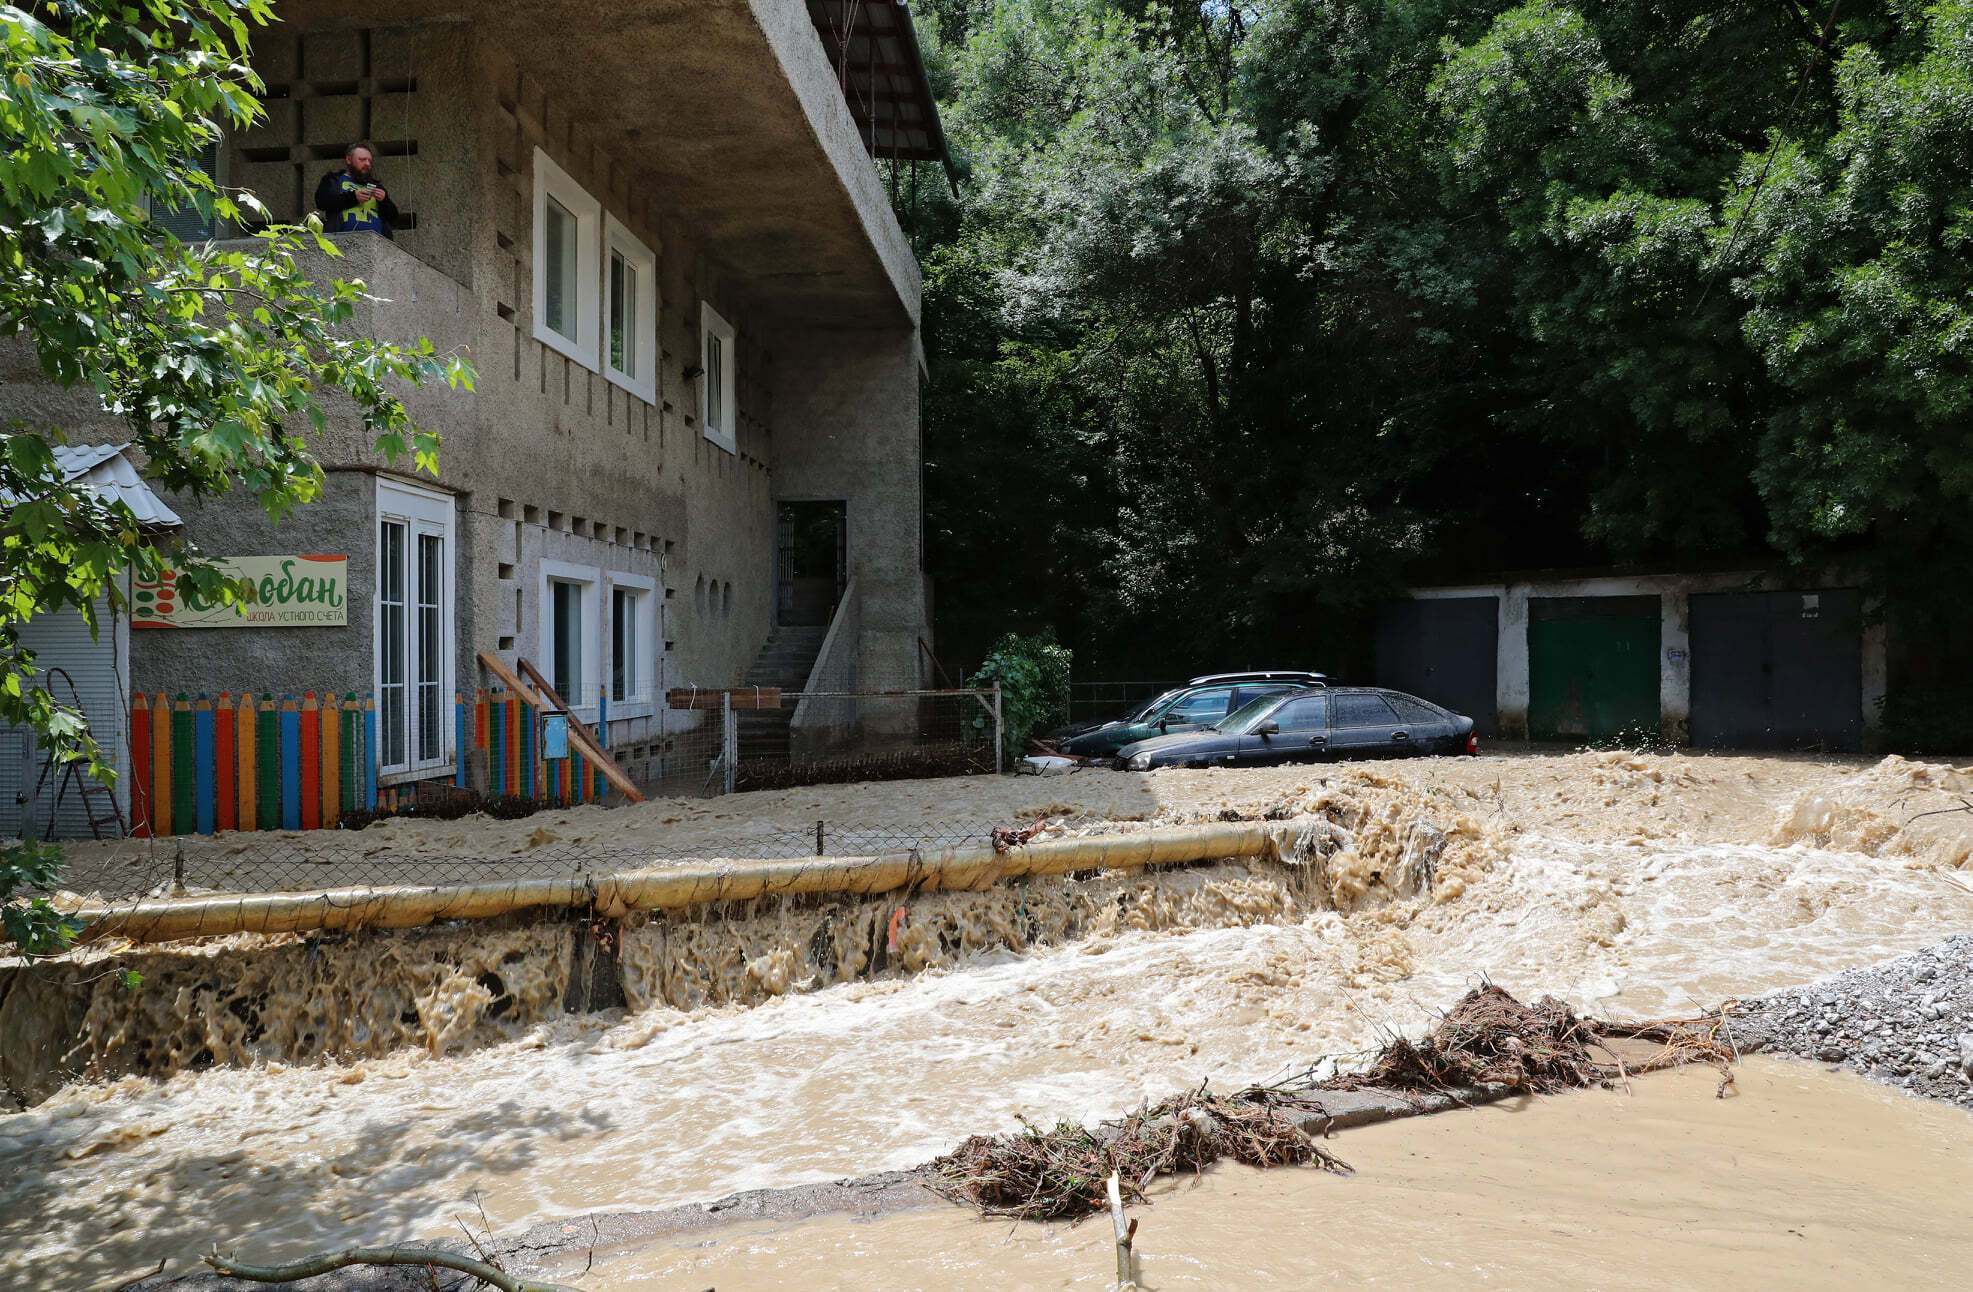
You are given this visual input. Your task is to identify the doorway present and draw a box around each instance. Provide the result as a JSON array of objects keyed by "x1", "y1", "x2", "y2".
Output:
[{"x1": 776, "y1": 501, "x2": 846, "y2": 627}]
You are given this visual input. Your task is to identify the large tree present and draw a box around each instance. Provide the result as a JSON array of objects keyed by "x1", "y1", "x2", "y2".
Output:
[
  {"x1": 0, "y1": 0, "x2": 471, "y2": 951},
  {"x1": 914, "y1": 0, "x2": 1971, "y2": 699}
]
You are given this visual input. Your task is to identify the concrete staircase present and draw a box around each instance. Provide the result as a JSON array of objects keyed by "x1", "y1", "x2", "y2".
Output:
[{"x1": 737, "y1": 625, "x2": 828, "y2": 760}]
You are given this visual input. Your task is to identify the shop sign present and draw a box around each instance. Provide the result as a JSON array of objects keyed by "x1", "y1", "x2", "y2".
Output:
[{"x1": 133, "y1": 555, "x2": 349, "y2": 629}]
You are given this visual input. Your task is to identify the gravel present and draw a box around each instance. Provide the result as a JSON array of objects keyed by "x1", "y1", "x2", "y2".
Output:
[{"x1": 1732, "y1": 934, "x2": 1973, "y2": 1109}]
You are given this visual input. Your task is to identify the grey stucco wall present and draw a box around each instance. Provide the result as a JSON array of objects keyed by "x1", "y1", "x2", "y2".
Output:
[
  {"x1": 131, "y1": 470, "x2": 378, "y2": 699},
  {"x1": 3, "y1": 6, "x2": 928, "y2": 783}
]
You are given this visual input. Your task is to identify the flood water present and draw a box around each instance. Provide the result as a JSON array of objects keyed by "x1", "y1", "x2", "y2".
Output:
[
  {"x1": 575, "y1": 1057, "x2": 1973, "y2": 1290},
  {"x1": 5, "y1": 818, "x2": 1967, "y2": 1289}
]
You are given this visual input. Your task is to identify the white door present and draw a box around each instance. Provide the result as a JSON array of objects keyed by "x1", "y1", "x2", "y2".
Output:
[{"x1": 375, "y1": 478, "x2": 456, "y2": 777}]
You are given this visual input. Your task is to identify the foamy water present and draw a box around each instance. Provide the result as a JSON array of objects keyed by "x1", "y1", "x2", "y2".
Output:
[{"x1": 3, "y1": 828, "x2": 1966, "y2": 1290}]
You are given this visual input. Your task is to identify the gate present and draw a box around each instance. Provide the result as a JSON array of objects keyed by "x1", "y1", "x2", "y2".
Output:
[
  {"x1": 1375, "y1": 597, "x2": 1499, "y2": 736},
  {"x1": 1528, "y1": 596, "x2": 1661, "y2": 742},
  {"x1": 1689, "y1": 589, "x2": 1862, "y2": 750}
]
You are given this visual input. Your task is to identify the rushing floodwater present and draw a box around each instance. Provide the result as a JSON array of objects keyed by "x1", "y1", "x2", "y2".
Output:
[{"x1": 3, "y1": 826, "x2": 1967, "y2": 1290}]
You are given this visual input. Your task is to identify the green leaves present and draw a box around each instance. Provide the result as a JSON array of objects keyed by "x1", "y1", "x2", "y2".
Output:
[{"x1": 0, "y1": 0, "x2": 473, "y2": 949}]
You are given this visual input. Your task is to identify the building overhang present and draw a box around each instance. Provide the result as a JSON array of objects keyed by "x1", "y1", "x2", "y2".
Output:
[{"x1": 271, "y1": 0, "x2": 923, "y2": 329}]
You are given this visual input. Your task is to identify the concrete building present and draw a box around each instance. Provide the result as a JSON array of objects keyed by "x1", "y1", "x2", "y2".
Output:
[
  {"x1": 2, "y1": 0, "x2": 948, "y2": 817},
  {"x1": 1376, "y1": 570, "x2": 1886, "y2": 751}
]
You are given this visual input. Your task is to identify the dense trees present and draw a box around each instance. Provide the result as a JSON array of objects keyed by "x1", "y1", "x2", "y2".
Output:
[{"x1": 910, "y1": 0, "x2": 1973, "y2": 681}]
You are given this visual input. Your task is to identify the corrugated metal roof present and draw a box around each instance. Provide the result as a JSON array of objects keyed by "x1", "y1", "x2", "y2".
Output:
[{"x1": 7, "y1": 442, "x2": 185, "y2": 528}]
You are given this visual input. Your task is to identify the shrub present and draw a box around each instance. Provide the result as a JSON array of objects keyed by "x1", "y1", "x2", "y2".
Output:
[{"x1": 967, "y1": 630, "x2": 1073, "y2": 764}]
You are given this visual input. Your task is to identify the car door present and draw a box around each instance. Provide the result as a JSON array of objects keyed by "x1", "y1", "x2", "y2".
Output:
[
  {"x1": 1384, "y1": 692, "x2": 1454, "y2": 753},
  {"x1": 1239, "y1": 694, "x2": 1330, "y2": 765},
  {"x1": 1328, "y1": 691, "x2": 1408, "y2": 758}
]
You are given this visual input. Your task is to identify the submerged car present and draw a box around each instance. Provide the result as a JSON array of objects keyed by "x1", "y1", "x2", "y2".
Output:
[
  {"x1": 1114, "y1": 687, "x2": 1476, "y2": 769},
  {"x1": 1047, "y1": 672, "x2": 1327, "y2": 758}
]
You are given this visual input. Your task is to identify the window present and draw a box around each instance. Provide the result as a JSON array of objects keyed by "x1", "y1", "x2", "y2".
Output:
[
  {"x1": 376, "y1": 478, "x2": 455, "y2": 777},
  {"x1": 700, "y1": 301, "x2": 737, "y2": 453},
  {"x1": 550, "y1": 580, "x2": 584, "y2": 700},
  {"x1": 538, "y1": 561, "x2": 599, "y2": 708},
  {"x1": 604, "y1": 571, "x2": 657, "y2": 714},
  {"x1": 1386, "y1": 694, "x2": 1444, "y2": 724},
  {"x1": 604, "y1": 217, "x2": 658, "y2": 403},
  {"x1": 1334, "y1": 693, "x2": 1400, "y2": 727},
  {"x1": 1165, "y1": 687, "x2": 1234, "y2": 724},
  {"x1": 531, "y1": 148, "x2": 601, "y2": 369},
  {"x1": 1270, "y1": 696, "x2": 1329, "y2": 733}
]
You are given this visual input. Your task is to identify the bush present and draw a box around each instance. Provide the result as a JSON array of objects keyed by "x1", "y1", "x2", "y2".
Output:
[
  {"x1": 1878, "y1": 685, "x2": 1973, "y2": 756},
  {"x1": 967, "y1": 630, "x2": 1073, "y2": 764}
]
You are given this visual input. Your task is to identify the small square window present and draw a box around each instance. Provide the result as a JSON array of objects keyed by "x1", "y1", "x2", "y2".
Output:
[
  {"x1": 531, "y1": 148, "x2": 601, "y2": 370},
  {"x1": 700, "y1": 301, "x2": 738, "y2": 454},
  {"x1": 604, "y1": 216, "x2": 658, "y2": 403}
]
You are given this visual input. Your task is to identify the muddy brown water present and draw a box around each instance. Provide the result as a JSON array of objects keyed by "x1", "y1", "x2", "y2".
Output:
[
  {"x1": 3, "y1": 754, "x2": 1970, "y2": 1289},
  {"x1": 569, "y1": 1058, "x2": 1973, "y2": 1290}
]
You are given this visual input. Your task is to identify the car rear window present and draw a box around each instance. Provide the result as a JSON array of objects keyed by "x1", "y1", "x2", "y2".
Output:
[
  {"x1": 1333, "y1": 693, "x2": 1399, "y2": 727},
  {"x1": 1385, "y1": 694, "x2": 1444, "y2": 724}
]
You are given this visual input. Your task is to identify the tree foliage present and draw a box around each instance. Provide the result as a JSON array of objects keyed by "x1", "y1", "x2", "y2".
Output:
[
  {"x1": 912, "y1": 0, "x2": 1973, "y2": 680},
  {"x1": 0, "y1": 0, "x2": 471, "y2": 941}
]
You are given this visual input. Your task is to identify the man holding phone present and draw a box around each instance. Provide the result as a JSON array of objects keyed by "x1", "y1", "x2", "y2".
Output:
[{"x1": 315, "y1": 143, "x2": 399, "y2": 238}]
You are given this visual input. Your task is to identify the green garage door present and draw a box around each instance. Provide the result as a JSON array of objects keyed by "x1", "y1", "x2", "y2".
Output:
[{"x1": 1528, "y1": 596, "x2": 1661, "y2": 742}]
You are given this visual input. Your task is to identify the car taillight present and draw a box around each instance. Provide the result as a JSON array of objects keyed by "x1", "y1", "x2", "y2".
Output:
[{"x1": 1465, "y1": 732, "x2": 1479, "y2": 755}]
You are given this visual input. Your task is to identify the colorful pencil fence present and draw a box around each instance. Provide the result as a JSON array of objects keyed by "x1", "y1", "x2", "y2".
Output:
[{"x1": 128, "y1": 688, "x2": 611, "y2": 837}]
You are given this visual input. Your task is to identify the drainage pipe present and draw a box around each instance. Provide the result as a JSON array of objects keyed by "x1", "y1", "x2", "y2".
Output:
[{"x1": 62, "y1": 822, "x2": 1292, "y2": 945}]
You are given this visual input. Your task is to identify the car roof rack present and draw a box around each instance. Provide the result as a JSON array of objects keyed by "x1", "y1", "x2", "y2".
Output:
[{"x1": 1186, "y1": 671, "x2": 1328, "y2": 686}]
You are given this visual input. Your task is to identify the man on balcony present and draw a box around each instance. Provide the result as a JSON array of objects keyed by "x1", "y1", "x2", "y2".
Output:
[{"x1": 314, "y1": 143, "x2": 399, "y2": 238}]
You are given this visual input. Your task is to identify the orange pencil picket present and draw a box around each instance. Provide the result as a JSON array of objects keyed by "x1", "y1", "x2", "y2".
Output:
[
  {"x1": 236, "y1": 695, "x2": 257, "y2": 832},
  {"x1": 322, "y1": 692, "x2": 341, "y2": 828}
]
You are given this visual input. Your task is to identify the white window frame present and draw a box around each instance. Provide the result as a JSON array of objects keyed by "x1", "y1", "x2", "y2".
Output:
[
  {"x1": 374, "y1": 477, "x2": 455, "y2": 780},
  {"x1": 603, "y1": 570, "x2": 660, "y2": 719},
  {"x1": 603, "y1": 216, "x2": 659, "y2": 404},
  {"x1": 538, "y1": 559, "x2": 602, "y2": 718},
  {"x1": 531, "y1": 147, "x2": 602, "y2": 370},
  {"x1": 700, "y1": 301, "x2": 738, "y2": 453}
]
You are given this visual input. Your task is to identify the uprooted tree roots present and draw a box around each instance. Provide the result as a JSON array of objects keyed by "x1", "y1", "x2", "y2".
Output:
[{"x1": 929, "y1": 985, "x2": 1737, "y2": 1221}]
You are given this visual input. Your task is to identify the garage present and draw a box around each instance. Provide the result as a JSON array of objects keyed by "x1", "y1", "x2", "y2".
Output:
[
  {"x1": 1528, "y1": 596, "x2": 1661, "y2": 742},
  {"x1": 1375, "y1": 597, "x2": 1499, "y2": 736},
  {"x1": 1689, "y1": 589, "x2": 1862, "y2": 751}
]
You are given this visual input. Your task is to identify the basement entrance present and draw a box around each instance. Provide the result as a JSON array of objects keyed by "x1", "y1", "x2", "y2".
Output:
[{"x1": 776, "y1": 501, "x2": 847, "y2": 627}]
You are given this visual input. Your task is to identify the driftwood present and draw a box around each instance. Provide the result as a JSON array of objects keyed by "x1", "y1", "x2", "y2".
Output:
[
  {"x1": 933, "y1": 986, "x2": 1735, "y2": 1222},
  {"x1": 205, "y1": 1243, "x2": 582, "y2": 1291},
  {"x1": 1107, "y1": 1171, "x2": 1136, "y2": 1289}
]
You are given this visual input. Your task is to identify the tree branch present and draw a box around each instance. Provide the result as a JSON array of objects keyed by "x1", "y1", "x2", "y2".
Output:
[{"x1": 204, "y1": 1245, "x2": 584, "y2": 1292}]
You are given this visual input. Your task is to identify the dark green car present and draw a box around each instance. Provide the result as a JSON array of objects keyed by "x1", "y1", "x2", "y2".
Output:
[{"x1": 1044, "y1": 672, "x2": 1326, "y2": 758}]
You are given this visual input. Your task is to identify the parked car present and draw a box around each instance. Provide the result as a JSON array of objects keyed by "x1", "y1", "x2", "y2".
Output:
[
  {"x1": 1113, "y1": 687, "x2": 1477, "y2": 769},
  {"x1": 1045, "y1": 672, "x2": 1327, "y2": 759}
]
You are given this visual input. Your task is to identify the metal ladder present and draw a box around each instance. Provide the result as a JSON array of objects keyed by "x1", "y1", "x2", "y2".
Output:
[{"x1": 24, "y1": 667, "x2": 127, "y2": 840}]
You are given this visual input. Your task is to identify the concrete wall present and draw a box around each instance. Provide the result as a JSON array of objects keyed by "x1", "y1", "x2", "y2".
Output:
[
  {"x1": 770, "y1": 328, "x2": 927, "y2": 689},
  {"x1": 1408, "y1": 572, "x2": 1887, "y2": 746},
  {"x1": 0, "y1": 5, "x2": 929, "y2": 790}
]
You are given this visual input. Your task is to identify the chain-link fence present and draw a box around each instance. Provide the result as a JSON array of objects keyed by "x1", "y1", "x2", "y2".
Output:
[
  {"x1": 56, "y1": 818, "x2": 1006, "y2": 900},
  {"x1": 1064, "y1": 680, "x2": 1184, "y2": 728}
]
